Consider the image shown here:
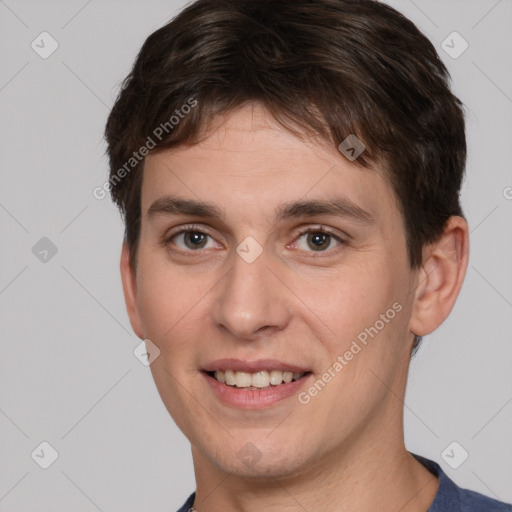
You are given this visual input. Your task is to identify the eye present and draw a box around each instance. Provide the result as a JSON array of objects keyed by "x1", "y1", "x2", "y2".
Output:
[
  {"x1": 163, "y1": 225, "x2": 346, "y2": 255},
  {"x1": 292, "y1": 228, "x2": 345, "y2": 253},
  {"x1": 165, "y1": 228, "x2": 219, "y2": 251}
]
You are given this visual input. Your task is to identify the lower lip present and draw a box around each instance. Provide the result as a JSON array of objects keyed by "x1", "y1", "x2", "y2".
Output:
[{"x1": 202, "y1": 372, "x2": 311, "y2": 409}]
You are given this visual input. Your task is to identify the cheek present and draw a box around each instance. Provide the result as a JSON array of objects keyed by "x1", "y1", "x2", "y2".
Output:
[
  {"x1": 135, "y1": 256, "x2": 204, "y2": 349},
  {"x1": 294, "y1": 258, "x2": 400, "y2": 350}
]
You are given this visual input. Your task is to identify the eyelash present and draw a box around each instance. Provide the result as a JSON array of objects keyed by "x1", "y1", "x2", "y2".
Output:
[{"x1": 162, "y1": 224, "x2": 347, "y2": 257}]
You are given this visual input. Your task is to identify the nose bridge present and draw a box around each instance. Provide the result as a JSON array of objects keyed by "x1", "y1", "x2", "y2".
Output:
[{"x1": 212, "y1": 246, "x2": 290, "y2": 339}]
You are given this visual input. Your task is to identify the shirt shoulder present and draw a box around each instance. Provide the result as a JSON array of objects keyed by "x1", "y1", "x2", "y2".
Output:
[
  {"x1": 411, "y1": 453, "x2": 512, "y2": 512},
  {"x1": 458, "y1": 488, "x2": 512, "y2": 511}
]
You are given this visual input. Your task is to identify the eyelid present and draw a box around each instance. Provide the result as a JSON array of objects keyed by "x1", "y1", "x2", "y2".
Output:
[
  {"x1": 163, "y1": 223, "x2": 208, "y2": 239},
  {"x1": 290, "y1": 223, "x2": 347, "y2": 240}
]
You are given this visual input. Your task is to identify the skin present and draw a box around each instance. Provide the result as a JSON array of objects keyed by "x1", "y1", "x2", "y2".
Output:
[{"x1": 121, "y1": 103, "x2": 469, "y2": 511}]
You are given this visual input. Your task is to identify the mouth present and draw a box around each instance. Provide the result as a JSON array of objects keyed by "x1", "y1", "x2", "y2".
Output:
[
  {"x1": 201, "y1": 359, "x2": 313, "y2": 408},
  {"x1": 205, "y1": 369, "x2": 310, "y2": 390}
]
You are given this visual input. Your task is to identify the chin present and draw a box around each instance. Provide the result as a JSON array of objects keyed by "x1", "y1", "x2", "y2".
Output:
[{"x1": 197, "y1": 435, "x2": 313, "y2": 480}]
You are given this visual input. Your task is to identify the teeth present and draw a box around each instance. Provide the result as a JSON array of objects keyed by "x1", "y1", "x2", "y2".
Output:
[
  {"x1": 269, "y1": 370, "x2": 283, "y2": 385},
  {"x1": 251, "y1": 371, "x2": 270, "y2": 388},
  {"x1": 235, "y1": 371, "x2": 252, "y2": 388},
  {"x1": 213, "y1": 369, "x2": 305, "y2": 388},
  {"x1": 224, "y1": 370, "x2": 236, "y2": 385}
]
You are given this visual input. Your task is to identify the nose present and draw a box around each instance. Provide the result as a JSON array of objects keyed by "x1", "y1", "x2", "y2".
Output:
[{"x1": 212, "y1": 248, "x2": 292, "y2": 341}]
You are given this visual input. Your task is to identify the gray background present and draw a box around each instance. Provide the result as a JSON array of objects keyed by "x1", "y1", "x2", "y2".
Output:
[{"x1": 1, "y1": 0, "x2": 511, "y2": 510}]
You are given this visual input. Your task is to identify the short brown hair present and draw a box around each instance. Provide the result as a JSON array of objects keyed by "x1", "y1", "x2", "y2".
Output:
[{"x1": 104, "y1": 0, "x2": 466, "y2": 355}]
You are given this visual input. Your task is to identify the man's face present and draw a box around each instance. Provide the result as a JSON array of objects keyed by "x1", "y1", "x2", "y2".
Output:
[{"x1": 124, "y1": 104, "x2": 419, "y2": 478}]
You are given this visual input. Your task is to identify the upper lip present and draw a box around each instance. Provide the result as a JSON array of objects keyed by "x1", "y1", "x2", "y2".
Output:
[{"x1": 202, "y1": 358, "x2": 310, "y2": 373}]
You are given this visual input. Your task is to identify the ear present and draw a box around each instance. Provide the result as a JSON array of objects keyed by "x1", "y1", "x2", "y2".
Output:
[
  {"x1": 120, "y1": 242, "x2": 145, "y2": 339},
  {"x1": 409, "y1": 216, "x2": 469, "y2": 337}
]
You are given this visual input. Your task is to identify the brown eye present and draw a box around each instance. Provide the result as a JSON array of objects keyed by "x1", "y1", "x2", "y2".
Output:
[
  {"x1": 306, "y1": 232, "x2": 331, "y2": 251},
  {"x1": 183, "y1": 232, "x2": 208, "y2": 249},
  {"x1": 168, "y1": 230, "x2": 217, "y2": 251},
  {"x1": 295, "y1": 230, "x2": 343, "y2": 253}
]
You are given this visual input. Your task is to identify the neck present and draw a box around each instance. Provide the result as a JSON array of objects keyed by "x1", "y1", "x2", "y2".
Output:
[{"x1": 190, "y1": 415, "x2": 438, "y2": 512}]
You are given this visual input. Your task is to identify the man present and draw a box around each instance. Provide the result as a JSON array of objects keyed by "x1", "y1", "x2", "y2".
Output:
[{"x1": 104, "y1": 0, "x2": 511, "y2": 510}]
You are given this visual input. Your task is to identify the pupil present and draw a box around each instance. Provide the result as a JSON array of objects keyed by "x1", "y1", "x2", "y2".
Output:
[
  {"x1": 308, "y1": 233, "x2": 329, "y2": 251},
  {"x1": 186, "y1": 232, "x2": 206, "y2": 249}
]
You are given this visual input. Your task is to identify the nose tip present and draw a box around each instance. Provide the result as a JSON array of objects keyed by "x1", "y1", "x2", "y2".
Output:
[{"x1": 220, "y1": 310, "x2": 277, "y2": 341}]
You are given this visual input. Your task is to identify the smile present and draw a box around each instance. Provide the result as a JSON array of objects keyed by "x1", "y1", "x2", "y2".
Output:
[
  {"x1": 209, "y1": 369, "x2": 307, "y2": 389},
  {"x1": 201, "y1": 359, "x2": 313, "y2": 409}
]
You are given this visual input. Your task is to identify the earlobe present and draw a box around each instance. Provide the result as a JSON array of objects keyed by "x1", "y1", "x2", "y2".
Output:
[
  {"x1": 409, "y1": 216, "x2": 469, "y2": 337},
  {"x1": 120, "y1": 242, "x2": 145, "y2": 339}
]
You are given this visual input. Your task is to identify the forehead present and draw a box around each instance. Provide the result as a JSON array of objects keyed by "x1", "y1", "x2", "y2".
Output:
[{"x1": 141, "y1": 104, "x2": 399, "y2": 228}]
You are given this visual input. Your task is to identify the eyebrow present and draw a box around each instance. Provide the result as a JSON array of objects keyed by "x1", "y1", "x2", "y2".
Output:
[
  {"x1": 147, "y1": 196, "x2": 225, "y2": 220},
  {"x1": 147, "y1": 195, "x2": 374, "y2": 224},
  {"x1": 276, "y1": 198, "x2": 374, "y2": 224}
]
